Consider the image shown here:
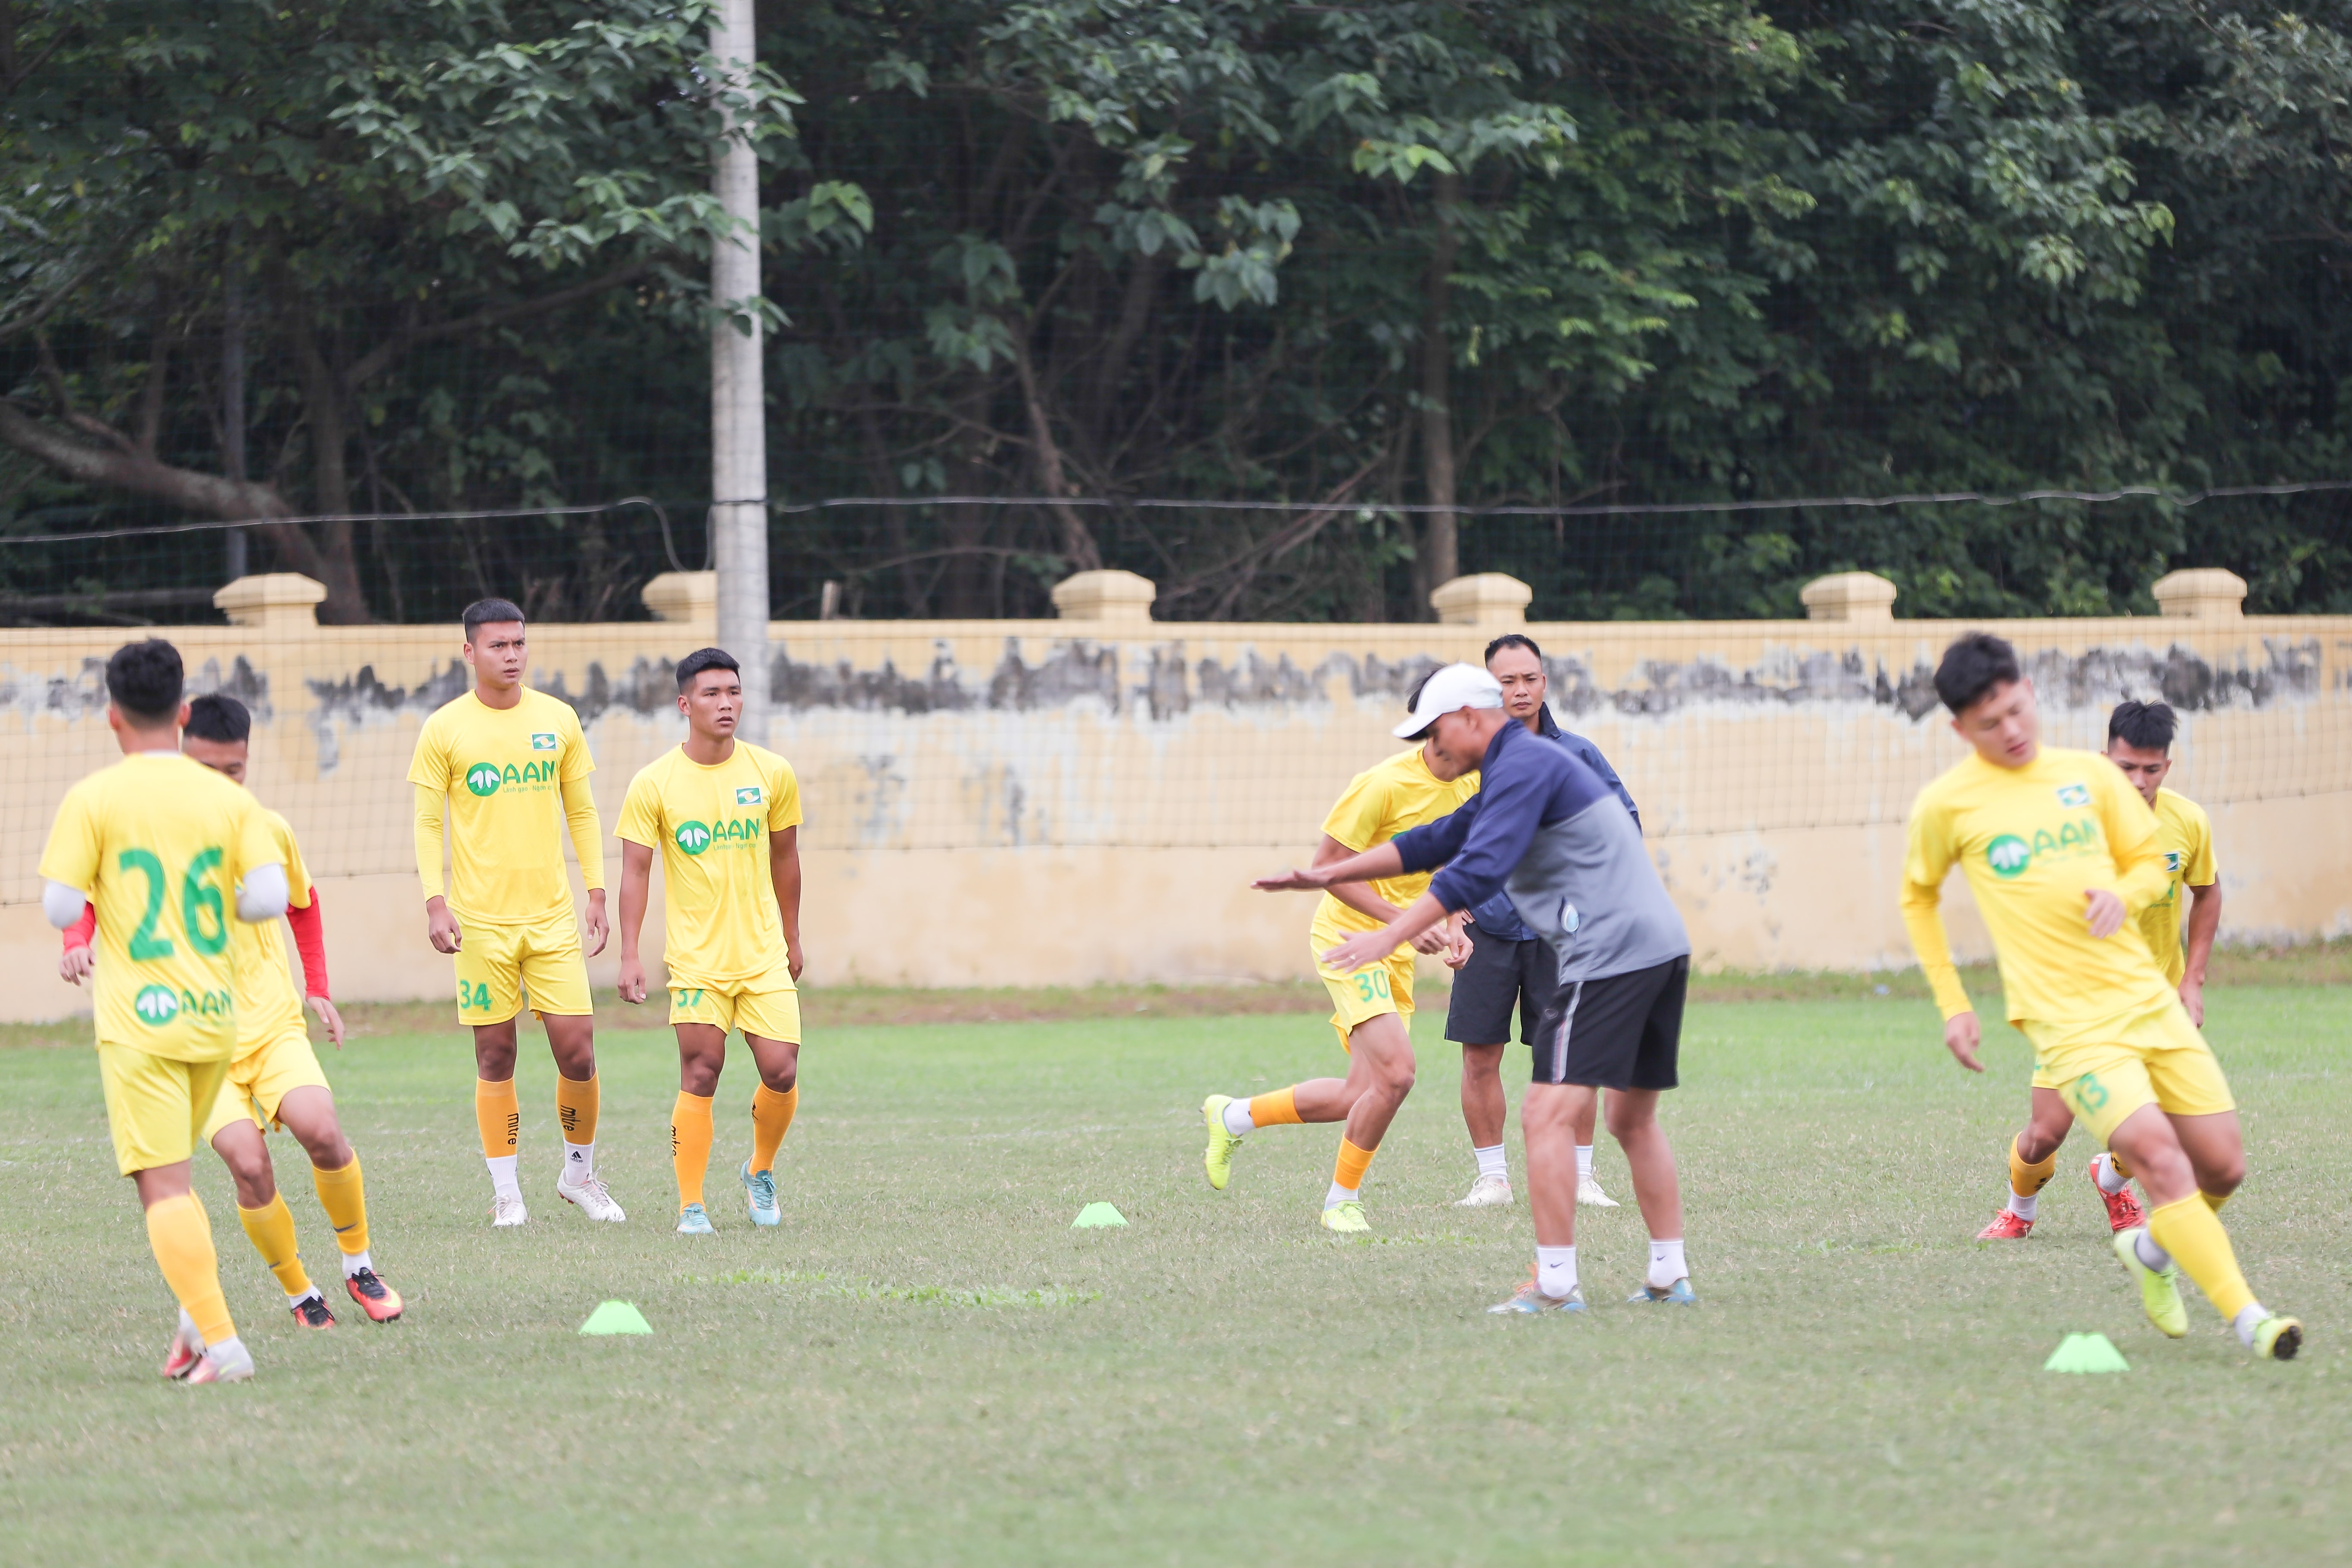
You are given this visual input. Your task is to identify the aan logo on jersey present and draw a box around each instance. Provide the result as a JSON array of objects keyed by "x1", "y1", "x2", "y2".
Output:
[
  {"x1": 465, "y1": 756, "x2": 561, "y2": 797},
  {"x1": 134, "y1": 983, "x2": 231, "y2": 1028},
  {"x1": 674, "y1": 814, "x2": 766, "y2": 857},
  {"x1": 1985, "y1": 814, "x2": 2105, "y2": 879}
]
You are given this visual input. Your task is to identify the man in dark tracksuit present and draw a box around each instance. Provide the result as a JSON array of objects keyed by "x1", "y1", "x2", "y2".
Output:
[
  {"x1": 1446, "y1": 633, "x2": 1640, "y2": 1210},
  {"x1": 1258, "y1": 663, "x2": 1694, "y2": 1313}
]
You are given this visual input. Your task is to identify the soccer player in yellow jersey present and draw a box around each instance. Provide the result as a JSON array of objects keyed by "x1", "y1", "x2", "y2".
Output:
[
  {"x1": 1902, "y1": 633, "x2": 2299, "y2": 1360},
  {"x1": 38, "y1": 640, "x2": 289, "y2": 1384},
  {"x1": 1198, "y1": 673, "x2": 1477, "y2": 1233},
  {"x1": 62, "y1": 695, "x2": 401, "y2": 1329},
  {"x1": 410, "y1": 598, "x2": 621, "y2": 1226},
  {"x1": 1978, "y1": 699, "x2": 2223, "y2": 1242},
  {"x1": 615, "y1": 649, "x2": 806, "y2": 1235}
]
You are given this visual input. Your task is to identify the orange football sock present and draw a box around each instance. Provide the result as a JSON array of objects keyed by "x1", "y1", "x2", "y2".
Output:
[
  {"x1": 671, "y1": 1091, "x2": 714, "y2": 1209},
  {"x1": 750, "y1": 1084, "x2": 798, "y2": 1174},
  {"x1": 237, "y1": 1193, "x2": 312, "y2": 1301},
  {"x1": 1334, "y1": 1138, "x2": 1376, "y2": 1195},
  {"x1": 147, "y1": 1192, "x2": 236, "y2": 1346},
  {"x1": 1248, "y1": 1087, "x2": 1302, "y2": 1127},
  {"x1": 2008, "y1": 1137, "x2": 2057, "y2": 1197},
  {"x1": 475, "y1": 1077, "x2": 519, "y2": 1160},
  {"x1": 556, "y1": 1072, "x2": 599, "y2": 1149},
  {"x1": 2109, "y1": 1152, "x2": 2134, "y2": 1180}
]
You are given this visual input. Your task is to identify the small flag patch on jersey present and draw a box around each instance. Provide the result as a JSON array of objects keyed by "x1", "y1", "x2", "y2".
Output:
[
  {"x1": 2166, "y1": 851, "x2": 2184, "y2": 871},
  {"x1": 2056, "y1": 783, "x2": 2091, "y2": 807},
  {"x1": 531, "y1": 733, "x2": 559, "y2": 750},
  {"x1": 736, "y1": 786, "x2": 763, "y2": 805}
]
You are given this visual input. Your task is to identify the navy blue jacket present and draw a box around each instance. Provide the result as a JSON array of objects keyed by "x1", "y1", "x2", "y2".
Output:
[{"x1": 1467, "y1": 708, "x2": 1637, "y2": 941}]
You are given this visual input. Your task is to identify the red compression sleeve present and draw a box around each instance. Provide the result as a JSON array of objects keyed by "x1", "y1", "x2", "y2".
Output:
[
  {"x1": 286, "y1": 892, "x2": 330, "y2": 1000},
  {"x1": 63, "y1": 905, "x2": 94, "y2": 951}
]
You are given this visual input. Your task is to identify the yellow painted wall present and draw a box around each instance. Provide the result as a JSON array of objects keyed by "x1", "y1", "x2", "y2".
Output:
[{"x1": 3, "y1": 611, "x2": 2343, "y2": 1022}]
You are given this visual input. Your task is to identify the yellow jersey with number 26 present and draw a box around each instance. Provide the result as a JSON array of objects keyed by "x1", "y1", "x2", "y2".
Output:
[
  {"x1": 409, "y1": 688, "x2": 594, "y2": 924},
  {"x1": 616, "y1": 742, "x2": 804, "y2": 987},
  {"x1": 1901, "y1": 745, "x2": 2174, "y2": 1039},
  {"x1": 38, "y1": 753, "x2": 282, "y2": 1062}
]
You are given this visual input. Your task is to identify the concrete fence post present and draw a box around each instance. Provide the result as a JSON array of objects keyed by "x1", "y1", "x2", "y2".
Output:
[
  {"x1": 1428, "y1": 573, "x2": 1532, "y2": 628},
  {"x1": 2152, "y1": 568, "x2": 2248, "y2": 620},
  {"x1": 1799, "y1": 571, "x2": 1898, "y2": 623},
  {"x1": 641, "y1": 571, "x2": 719, "y2": 626},
  {"x1": 1050, "y1": 570, "x2": 1157, "y2": 623},
  {"x1": 212, "y1": 573, "x2": 326, "y2": 629}
]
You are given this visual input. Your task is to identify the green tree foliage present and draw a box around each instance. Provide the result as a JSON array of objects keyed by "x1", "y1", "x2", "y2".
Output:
[{"x1": 3, "y1": 0, "x2": 2348, "y2": 622}]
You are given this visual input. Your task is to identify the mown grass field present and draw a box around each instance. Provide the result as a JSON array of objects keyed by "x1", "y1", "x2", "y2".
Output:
[{"x1": 1, "y1": 982, "x2": 2346, "y2": 1565}]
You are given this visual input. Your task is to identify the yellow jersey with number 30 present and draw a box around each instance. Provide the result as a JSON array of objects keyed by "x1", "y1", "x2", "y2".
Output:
[
  {"x1": 616, "y1": 742, "x2": 804, "y2": 986},
  {"x1": 1311, "y1": 746, "x2": 1479, "y2": 939},
  {"x1": 2136, "y1": 786, "x2": 2215, "y2": 987},
  {"x1": 38, "y1": 753, "x2": 282, "y2": 1062},
  {"x1": 230, "y1": 810, "x2": 315, "y2": 1049},
  {"x1": 1901, "y1": 746, "x2": 2174, "y2": 1037},
  {"x1": 408, "y1": 688, "x2": 594, "y2": 924}
]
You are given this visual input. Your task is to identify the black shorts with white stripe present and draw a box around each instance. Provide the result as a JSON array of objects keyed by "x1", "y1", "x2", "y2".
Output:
[{"x1": 1529, "y1": 955, "x2": 1688, "y2": 1090}]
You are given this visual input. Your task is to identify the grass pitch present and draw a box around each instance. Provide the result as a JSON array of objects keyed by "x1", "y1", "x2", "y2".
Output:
[{"x1": 2, "y1": 984, "x2": 2347, "y2": 1566}]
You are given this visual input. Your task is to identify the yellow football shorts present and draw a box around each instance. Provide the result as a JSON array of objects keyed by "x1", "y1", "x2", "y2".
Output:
[
  {"x1": 95, "y1": 1043, "x2": 231, "y2": 1177},
  {"x1": 667, "y1": 973, "x2": 802, "y2": 1042},
  {"x1": 1311, "y1": 926, "x2": 1414, "y2": 1051},
  {"x1": 200, "y1": 1022, "x2": 332, "y2": 1144},
  {"x1": 2025, "y1": 1000, "x2": 2235, "y2": 1146},
  {"x1": 454, "y1": 910, "x2": 591, "y2": 1025}
]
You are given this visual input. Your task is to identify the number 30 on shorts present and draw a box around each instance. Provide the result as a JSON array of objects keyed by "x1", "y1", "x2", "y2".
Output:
[{"x1": 1351, "y1": 969, "x2": 1392, "y2": 1003}]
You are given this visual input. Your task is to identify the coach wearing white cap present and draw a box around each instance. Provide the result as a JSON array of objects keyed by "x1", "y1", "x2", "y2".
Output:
[{"x1": 1255, "y1": 662, "x2": 1696, "y2": 1314}]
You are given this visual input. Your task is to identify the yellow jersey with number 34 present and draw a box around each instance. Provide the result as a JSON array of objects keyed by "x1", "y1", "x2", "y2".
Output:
[
  {"x1": 230, "y1": 810, "x2": 316, "y2": 1049},
  {"x1": 38, "y1": 753, "x2": 282, "y2": 1062},
  {"x1": 1901, "y1": 746, "x2": 2174, "y2": 1036},
  {"x1": 2136, "y1": 786, "x2": 2215, "y2": 987},
  {"x1": 616, "y1": 742, "x2": 804, "y2": 986},
  {"x1": 408, "y1": 688, "x2": 594, "y2": 924},
  {"x1": 1311, "y1": 746, "x2": 1479, "y2": 939}
]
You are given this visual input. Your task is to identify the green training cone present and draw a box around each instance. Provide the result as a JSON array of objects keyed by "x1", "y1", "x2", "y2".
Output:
[
  {"x1": 2043, "y1": 1332, "x2": 2130, "y2": 1373},
  {"x1": 1072, "y1": 1202, "x2": 1129, "y2": 1229},
  {"x1": 579, "y1": 1300, "x2": 654, "y2": 1336}
]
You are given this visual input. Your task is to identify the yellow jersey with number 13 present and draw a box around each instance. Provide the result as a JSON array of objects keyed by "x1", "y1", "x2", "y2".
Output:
[
  {"x1": 408, "y1": 688, "x2": 595, "y2": 924},
  {"x1": 38, "y1": 753, "x2": 282, "y2": 1062},
  {"x1": 616, "y1": 742, "x2": 803, "y2": 986}
]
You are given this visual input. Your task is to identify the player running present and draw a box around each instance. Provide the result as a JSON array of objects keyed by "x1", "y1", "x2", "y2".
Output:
[
  {"x1": 39, "y1": 640, "x2": 289, "y2": 1383},
  {"x1": 1198, "y1": 673, "x2": 1477, "y2": 1233},
  {"x1": 1904, "y1": 633, "x2": 2298, "y2": 1359},
  {"x1": 1447, "y1": 633, "x2": 1638, "y2": 1210},
  {"x1": 1257, "y1": 664, "x2": 1697, "y2": 1310},
  {"x1": 410, "y1": 597, "x2": 622, "y2": 1226},
  {"x1": 62, "y1": 695, "x2": 400, "y2": 1328},
  {"x1": 1978, "y1": 699, "x2": 2221, "y2": 1241},
  {"x1": 614, "y1": 649, "x2": 807, "y2": 1236}
]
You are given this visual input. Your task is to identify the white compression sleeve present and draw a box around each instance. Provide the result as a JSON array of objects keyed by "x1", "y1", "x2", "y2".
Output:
[
  {"x1": 43, "y1": 881, "x2": 88, "y2": 930},
  {"x1": 236, "y1": 863, "x2": 289, "y2": 922}
]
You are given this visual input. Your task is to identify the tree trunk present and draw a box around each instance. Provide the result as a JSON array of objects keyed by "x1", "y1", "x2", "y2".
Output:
[
  {"x1": 284, "y1": 306, "x2": 369, "y2": 623},
  {"x1": 1415, "y1": 171, "x2": 1463, "y2": 614}
]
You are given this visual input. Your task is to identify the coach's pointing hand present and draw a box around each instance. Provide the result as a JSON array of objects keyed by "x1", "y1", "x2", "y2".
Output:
[
  {"x1": 1251, "y1": 866, "x2": 1332, "y2": 892},
  {"x1": 1943, "y1": 1010, "x2": 1984, "y2": 1073}
]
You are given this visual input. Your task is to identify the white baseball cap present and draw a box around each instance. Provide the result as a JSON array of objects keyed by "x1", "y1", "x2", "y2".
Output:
[{"x1": 1393, "y1": 662, "x2": 1504, "y2": 739}]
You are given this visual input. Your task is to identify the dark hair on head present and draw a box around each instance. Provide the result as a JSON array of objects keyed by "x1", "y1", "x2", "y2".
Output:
[
  {"x1": 105, "y1": 639, "x2": 183, "y2": 725},
  {"x1": 1399, "y1": 667, "x2": 1439, "y2": 740},
  {"x1": 1484, "y1": 632, "x2": 1544, "y2": 664},
  {"x1": 184, "y1": 692, "x2": 252, "y2": 745},
  {"x1": 1933, "y1": 633, "x2": 2023, "y2": 715},
  {"x1": 462, "y1": 598, "x2": 526, "y2": 643},
  {"x1": 675, "y1": 646, "x2": 741, "y2": 692},
  {"x1": 2108, "y1": 699, "x2": 2178, "y2": 753}
]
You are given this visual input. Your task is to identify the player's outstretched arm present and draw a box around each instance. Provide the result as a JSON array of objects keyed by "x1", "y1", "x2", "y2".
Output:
[
  {"x1": 615, "y1": 840, "x2": 654, "y2": 1003},
  {"x1": 770, "y1": 825, "x2": 804, "y2": 981}
]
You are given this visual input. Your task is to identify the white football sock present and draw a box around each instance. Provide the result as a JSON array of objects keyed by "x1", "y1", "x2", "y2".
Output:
[
  {"x1": 1535, "y1": 1245, "x2": 1578, "y2": 1299},
  {"x1": 2005, "y1": 1189, "x2": 2039, "y2": 1222},
  {"x1": 1222, "y1": 1099, "x2": 1254, "y2": 1136},
  {"x1": 1324, "y1": 1182, "x2": 1358, "y2": 1210},
  {"x1": 2233, "y1": 1303, "x2": 2272, "y2": 1346},
  {"x1": 2094, "y1": 1153, "x2": 2131, "y2": 1195},
  {"x1": 563, "y1": 1140, "x2": 595, "y2": 1178},
  {"x1": 204, "y1": 1335, "x2": 247, "y2": 1365},
  {"x1": 1647, "y1": 1237, "x2": 1687, "y2": 1289},
  {"x1": 2134, "y1": 1230, "x2": 2172, "y2": 1272},
  {"x1": 1575, "y1": 1144, "x2": 1594, "y2": 1181},
  {"x1": 1473, "y1": 1144, "x2": 1507, "y2": 1183},
  {"x1": 485, "y1": 1154, "x2": 522, "y2": 1200},
  {"x1": 288, "y1": 1287, "x2": 320, "y2": 1309},
  {"x1": 341, "y1": 1249, "x2": 373, "y2": 1279}
]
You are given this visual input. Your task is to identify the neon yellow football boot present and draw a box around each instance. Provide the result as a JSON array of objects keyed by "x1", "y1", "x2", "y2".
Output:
[
  {"x1": 1201, "y1": 1096, "x2": 1244, "y2": 1191},
  {"x1": 1319, "y1": 1200, "x2": 1369, "y2": 1234},
  {"x1": 2112, "y1": 1227, "x2": 2188, "y2": 1339},
  {"x1": 2251, "y1": 1315, "x2": 2304, "y2": 1361}
]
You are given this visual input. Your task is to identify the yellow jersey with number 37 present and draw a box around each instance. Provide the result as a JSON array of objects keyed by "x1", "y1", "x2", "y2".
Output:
[
  {"x1": 1901, "y1": 746, "x2": 2174, "y2": 1037},
  {"x1": 1311, "y1": 746, "x2": 1479, "y2": 939},
  {"x1": 616, "y1": 742, "x2": 804, "y2": 986},
  {"x1": 408, "y1": 688, "x2": 594, "y2": 924},
  {"x1": 2136, "y1": 786, "x2": 2215, "y2": 987},
  {"x1": 38, "y1": 753, "x2": 283, "y2": 1062}
]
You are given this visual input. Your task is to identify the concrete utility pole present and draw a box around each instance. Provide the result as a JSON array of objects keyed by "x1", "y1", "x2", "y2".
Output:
[{"x1": 710, "y1": 0, "x2": 770, "y2": 743}]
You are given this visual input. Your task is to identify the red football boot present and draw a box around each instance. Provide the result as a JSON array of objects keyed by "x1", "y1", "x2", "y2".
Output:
[
  {"x1": 2091, "y1": 1157, "x2": 2147, "y2": 1233},
  {"x1": 1976, "y1": 1208, "x2": 2034, "y2": 1240},
  {"x1": 344, "y1": 1267, "x2": 404, "y2": 1323}
]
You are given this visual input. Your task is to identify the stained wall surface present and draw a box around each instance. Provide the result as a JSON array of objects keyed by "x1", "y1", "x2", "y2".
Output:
[{"x1": 2, "y1": 612, "x2": 2343, "y2": 1022}]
